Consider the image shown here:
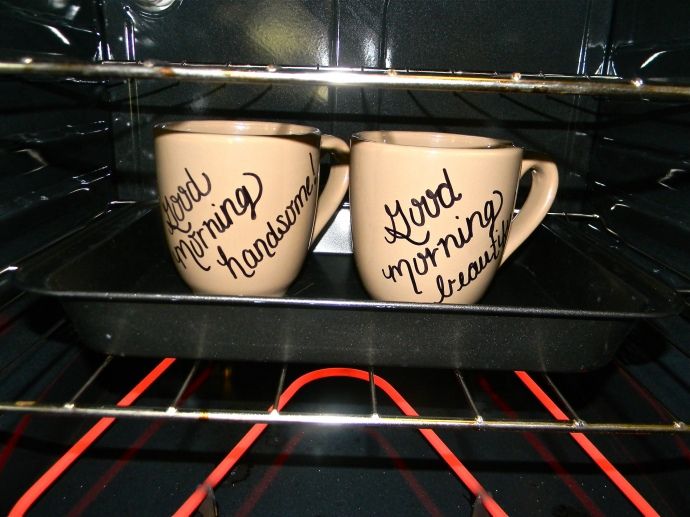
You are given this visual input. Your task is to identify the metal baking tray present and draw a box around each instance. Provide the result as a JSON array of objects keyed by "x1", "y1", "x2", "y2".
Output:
[{"x1": 14, "y1": 203, "x2": 681, "y2": 372}]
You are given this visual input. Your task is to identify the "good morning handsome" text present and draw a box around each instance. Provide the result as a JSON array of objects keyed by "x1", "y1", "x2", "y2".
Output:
[{"x1": 163, "y1": 154, "x2": 317, "y2": 279}]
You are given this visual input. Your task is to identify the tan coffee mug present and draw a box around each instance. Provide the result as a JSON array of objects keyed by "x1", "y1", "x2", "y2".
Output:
[
  {"x1": 350, "y1": 131, "x2": 558, "y2": 304},
  {"x1": 154, "y1": 120, "x2": 349, "y2": 296}
]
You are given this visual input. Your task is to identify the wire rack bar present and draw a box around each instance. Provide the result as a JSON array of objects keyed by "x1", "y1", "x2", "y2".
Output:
[
  {"x1": 541, "y1": 373, "x2": 583, "y2": 423},
  {"x1": 272, "y1": 365, "x2": 288, "y2": 413},
  {"x1": 64, "y1": 355, "x2": 113, "y2": 408},
  {"x1": 0, "y1": 403, "x2": 686, "y2": 434},
  {"x1": 3, "y1": 60, "x2": 690, "y2": 99},
  {"x1": 455, "y1": 370, "x2": 483, "y2": 422},
  {"x1": 369, "y1": 367, "x2": 379, "y2": 417},
  {"x1": 168, "y1": 360, "x2": 199, "y2": 411}
]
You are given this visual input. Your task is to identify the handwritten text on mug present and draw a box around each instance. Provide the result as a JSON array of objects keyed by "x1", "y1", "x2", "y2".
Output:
[
  {"x1": 381, "y1": 169, "x2": 507, "y2": 303},
  {"x1": 162, "y1": 153, "x2": 317, "y2": 279}
]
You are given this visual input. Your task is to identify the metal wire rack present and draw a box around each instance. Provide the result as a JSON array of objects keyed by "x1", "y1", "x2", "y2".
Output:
[
  {"x1": 0, "y1": 323, "x2": 687, "y2": 435},
  {"x1": 2, "y1": 59, "x2": 690, "y2": 99}
]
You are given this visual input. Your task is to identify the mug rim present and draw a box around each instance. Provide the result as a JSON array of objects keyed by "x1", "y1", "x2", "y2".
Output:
[
  {"x1": 351, "y1": 130, "x2": 514, "y2": 150},
  {"x1": 153, "y1": 119, "x2": 322, "y2": 137}
]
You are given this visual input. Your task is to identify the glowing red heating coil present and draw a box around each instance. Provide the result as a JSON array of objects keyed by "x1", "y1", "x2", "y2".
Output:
[
  {"x1": 9, "y1": 362, "x2": 505, "y2": 516},
  {"x1": 173, "y1": 367, "x2": 508, "y2": 517},
  {"x1": 9, "y1": 361, "x2": 661, "y2": 517},
  {"x1": 515, "y1": 370, "x2": 660, "y2": 517},
  {"x1": 9, "y1": 358, "x2": 177, "y2": 516}
]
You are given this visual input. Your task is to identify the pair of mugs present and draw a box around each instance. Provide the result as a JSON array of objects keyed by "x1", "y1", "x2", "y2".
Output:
[{"x1": 154, "y1": 121, "x2": 558, "y2": 304}]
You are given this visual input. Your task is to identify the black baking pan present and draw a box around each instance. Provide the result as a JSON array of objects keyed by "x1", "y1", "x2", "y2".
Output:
[{"x1": 13, "y1": 202, "x2": 681, "y2": 372}]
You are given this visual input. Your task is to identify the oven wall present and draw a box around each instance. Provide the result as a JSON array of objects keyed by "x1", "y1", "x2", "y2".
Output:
[
  {"x1": 589, "y1": 0, "x2": 690, "y2": 285},
  {"x1": 99, "y1": 0, "x2": 614, "y2": 212},
  {"x1": 0, "y1": 0, "x2": 117, "y2": 286}
]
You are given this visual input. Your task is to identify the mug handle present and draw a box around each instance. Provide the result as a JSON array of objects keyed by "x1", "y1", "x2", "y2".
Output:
[
  {"x1": 310, "y1": 134, "x2": 351, "y2": 244},
  {"x1": 499, "y1": 157, "x2": 559, "y2": 265}
]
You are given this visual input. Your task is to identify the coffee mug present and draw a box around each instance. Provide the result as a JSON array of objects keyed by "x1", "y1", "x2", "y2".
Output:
[
  {"x1": 154, "y1": 120, "x2": 349, "y2": 296},
  {"x1": 349, "y1": 131, "x2": 558, "y2": 304}
]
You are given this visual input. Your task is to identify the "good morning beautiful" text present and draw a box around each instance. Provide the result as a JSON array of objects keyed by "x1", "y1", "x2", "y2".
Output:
[{"x1": 381, "y1": 168, "x2": 507, "y2": 302}]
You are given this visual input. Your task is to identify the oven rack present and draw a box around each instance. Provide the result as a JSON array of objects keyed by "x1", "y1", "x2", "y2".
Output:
[
  {"x1": 1, "y1": 331, "x2": 687, "y2": 436},
  {"x1": 3, "y1": 59, "x2": 690, "y2": 99}
]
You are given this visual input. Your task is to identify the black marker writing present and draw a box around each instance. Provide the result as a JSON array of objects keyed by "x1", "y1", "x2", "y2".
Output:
[
  {"x1": 216, "y1": 153, "x2": 317, "y2": 279},
  {"x1": 161, "y1": 168, "x2": 212, "y2": 234},
  {"x1": 435, "y1": 218, "x2": 508, "y2": 303},
  {"x1": 437, "y1": 190, "x2": 503, "y2": 258},
  {"x1": 383, "y1": 168, "x2": 462, "y2": 246},
  {"x1": 202, "y1": 172, "x2": 263, "y2": 238},
  {"x1": 167, "y1": 170, "x2": 263, "y2": 271},
  {"x1": 380, "y1": 168, "x2": 507, "y2": 301}
]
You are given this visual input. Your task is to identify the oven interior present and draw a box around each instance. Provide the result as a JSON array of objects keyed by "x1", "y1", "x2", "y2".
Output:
[{"x1": 1, "y1": 0, "x2": 689, "y2": 515}]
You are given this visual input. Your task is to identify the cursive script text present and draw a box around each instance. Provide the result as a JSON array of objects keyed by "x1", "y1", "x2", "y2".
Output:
[
  {"x1": 216, "y1": 154, "x2": 317, "y2": 279},
  {"x1": 380, "y1": 168, "x2": 507, "y2": 302},
  {"x1": 167, "y1": 169, "x2": 264, "y2": 271}
]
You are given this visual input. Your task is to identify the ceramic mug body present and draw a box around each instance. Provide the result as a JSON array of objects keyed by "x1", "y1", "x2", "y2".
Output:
[
  {"x1": 154, "y1": 120, "x2": 349, "y2": 296},
  {"x1": 349, "y1": 131, "x2": 558, "y2": 304}
]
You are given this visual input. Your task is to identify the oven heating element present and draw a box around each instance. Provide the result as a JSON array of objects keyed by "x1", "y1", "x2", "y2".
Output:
[{"x1": 4, "y1": 349, "x2": 683, "y2": 516}]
